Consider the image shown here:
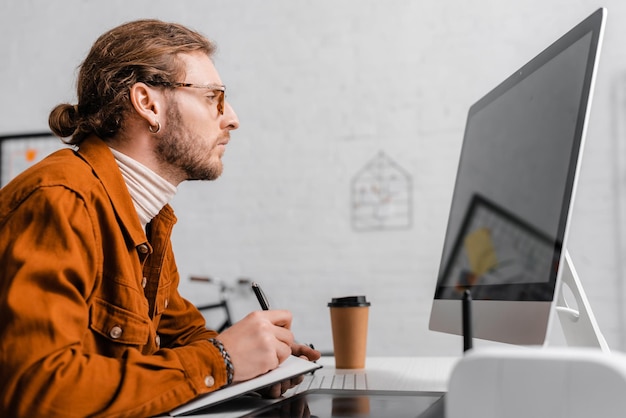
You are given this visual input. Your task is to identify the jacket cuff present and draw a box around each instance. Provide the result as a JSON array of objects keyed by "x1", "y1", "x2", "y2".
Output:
[{"x1": 176, "y1": 339, "x2": 229, "y2": 394}]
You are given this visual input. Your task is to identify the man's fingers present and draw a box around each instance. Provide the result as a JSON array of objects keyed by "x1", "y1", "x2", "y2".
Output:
[
  {"x1": 265, "y1": 383, "x2": 282, "y2": 399},
  {"x1": 291, "y1": 374, "x2": 304, "y2": 386},
  {"x1": 292, "y1": 343, "x2": 321, "y2": 361},
  {"x1": 276, "y1": 339, "x2": 292, "y2": 364},
  {"x1": 273, "y1": 324, "x2": 295, "y2": 346},
  {"x1": 263, "y1": 309, "x2": 293, "y2": 329}
]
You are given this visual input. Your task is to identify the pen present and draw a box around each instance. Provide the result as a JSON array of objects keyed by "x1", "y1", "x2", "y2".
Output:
[
  {"x1": 251, "y1": 281, "x2": 270, "y2": 310},
  {"x1": 251, "y1": 282, "x2": 317, "y2": 364}
]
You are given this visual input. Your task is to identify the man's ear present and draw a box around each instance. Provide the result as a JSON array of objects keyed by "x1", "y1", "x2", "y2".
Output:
[{"x1": 129, "y1": 82, "x2": 164, "y2": 128}]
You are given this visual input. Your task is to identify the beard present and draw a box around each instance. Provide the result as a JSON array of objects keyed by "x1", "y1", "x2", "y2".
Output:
[{"x1": 154, "y1": 98, "x2": 226, "y2": 181}]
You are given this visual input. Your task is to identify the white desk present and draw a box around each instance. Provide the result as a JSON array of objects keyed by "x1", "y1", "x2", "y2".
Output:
[
  {"x1": 175, "y1": 356, "x2": 458, "y2": 417},
  {"x1": 293, "y1": 356, "x2": 457, "y2": 393}
]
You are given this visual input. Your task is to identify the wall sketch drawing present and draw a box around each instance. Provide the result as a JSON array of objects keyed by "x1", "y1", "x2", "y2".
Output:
[{"x1": 351, "y1": 151, "x2": 412, "y2": 231}]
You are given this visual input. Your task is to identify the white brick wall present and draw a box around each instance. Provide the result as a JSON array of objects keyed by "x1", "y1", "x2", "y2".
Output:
[{"x1": 2, "y1": 0, "x2": 626, "y2": 356}]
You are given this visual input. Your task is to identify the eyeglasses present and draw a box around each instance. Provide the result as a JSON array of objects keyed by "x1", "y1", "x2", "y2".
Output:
[{"x1": 155, "y1": 81, "x2": 226, "y2": 115}]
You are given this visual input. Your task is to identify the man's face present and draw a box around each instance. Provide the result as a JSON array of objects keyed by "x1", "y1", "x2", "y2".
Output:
[{"x1": 155, "y1": 52, "x2": 239, "y2": 181}]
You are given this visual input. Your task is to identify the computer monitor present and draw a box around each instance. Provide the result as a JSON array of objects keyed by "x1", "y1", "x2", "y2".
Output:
[
  {"x1": 429, "y1": 8, "x2": 608, "y2": 349},
  {"x1": 0, "y1": 132, "x2": 66, "y2": 188}
]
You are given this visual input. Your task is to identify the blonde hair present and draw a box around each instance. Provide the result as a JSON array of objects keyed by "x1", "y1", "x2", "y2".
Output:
[{"x1": 49, "y1": 19, "x2": 215, "y2": 144}]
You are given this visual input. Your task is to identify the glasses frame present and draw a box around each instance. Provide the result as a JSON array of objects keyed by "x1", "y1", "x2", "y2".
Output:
[{"x1": 155, "y1": 81, "x2": 226, "y2": 115}]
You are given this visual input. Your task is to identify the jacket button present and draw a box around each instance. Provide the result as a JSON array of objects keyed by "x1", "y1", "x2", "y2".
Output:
[
  {"x1": 109, "y1": 326, "x2": 123, "y2": 339},
  {"x1": 141, "y1": 277, "x2": 147, "y2": 288},
  {"x1": 137, "y1": 244, "x2": 149, "y2": 254},
  {"x1": 204, "y1": 375, "x2": 215, "y2": 388},
  {"x1": 155, "y1": 334, "x2": 161, "y2": 348},
  {"x1": 164, "y1": 298, "x2": 169, "y2": 309}
]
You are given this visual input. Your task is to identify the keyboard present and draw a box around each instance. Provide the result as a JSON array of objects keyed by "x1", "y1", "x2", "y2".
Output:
[{"x1": 292, "y1": 371, "x2": 368, "y2": 393}]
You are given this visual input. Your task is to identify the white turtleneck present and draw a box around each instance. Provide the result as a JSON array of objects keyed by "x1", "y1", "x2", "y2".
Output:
[{"x1": 109, "y1": 147, "x2": 177, "y2": 230}]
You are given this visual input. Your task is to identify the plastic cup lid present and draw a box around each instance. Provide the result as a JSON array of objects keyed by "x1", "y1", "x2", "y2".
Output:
[{"x1": 327, "y1": 295, "x2": 370, "y2": 307}]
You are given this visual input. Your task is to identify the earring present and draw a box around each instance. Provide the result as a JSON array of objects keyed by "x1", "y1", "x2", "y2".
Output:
[{"x1": 149, "y1": 120, "x2": 161, "y2": 134}]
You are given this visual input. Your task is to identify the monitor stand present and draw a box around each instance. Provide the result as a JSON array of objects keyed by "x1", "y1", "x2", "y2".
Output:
[{"x1": 551, "y1": 249, "x2": 610, "y2": 352}]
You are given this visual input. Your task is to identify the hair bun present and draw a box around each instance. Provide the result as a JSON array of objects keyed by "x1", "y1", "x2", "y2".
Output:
[{"x1": 48, "y1": 103, "x2": 79, "y2": 138}]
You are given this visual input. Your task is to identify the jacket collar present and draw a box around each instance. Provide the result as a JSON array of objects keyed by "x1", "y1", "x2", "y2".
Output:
[{"x1": 76, "y1": 136, "x2": 149, "y2": 246}]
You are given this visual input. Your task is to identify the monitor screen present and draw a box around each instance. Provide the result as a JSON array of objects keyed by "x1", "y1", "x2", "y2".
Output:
[{"x1": 429, "y1": 8, "x2": 606, "y2": 346}]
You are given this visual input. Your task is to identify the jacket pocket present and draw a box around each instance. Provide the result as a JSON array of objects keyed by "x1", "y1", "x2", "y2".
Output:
[{"x1": 89, "y1": 297, "x2": 150, "y2": 345}]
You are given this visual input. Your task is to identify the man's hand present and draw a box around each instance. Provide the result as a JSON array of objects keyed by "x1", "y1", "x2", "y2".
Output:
[
  {"x1": 258, "y1": 342, "x2": 322, "y2": 399},
  {"x1": 218, "y1": 310, "x2": 294, "y2": 383}
]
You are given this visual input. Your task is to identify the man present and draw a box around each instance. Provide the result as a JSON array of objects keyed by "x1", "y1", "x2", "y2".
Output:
[{"x1": 0, "y1": 19, "x2": 319, "y2": 417}]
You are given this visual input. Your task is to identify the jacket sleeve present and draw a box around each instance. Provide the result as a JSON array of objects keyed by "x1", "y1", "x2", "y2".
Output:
[{"x1": 0, "y1": 186, "x2": 227, "y2": 418}]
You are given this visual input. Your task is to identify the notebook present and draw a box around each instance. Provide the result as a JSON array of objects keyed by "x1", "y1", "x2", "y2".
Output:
[{"x1": 168, "y1": 355, "x2": 321, "y2": 416}]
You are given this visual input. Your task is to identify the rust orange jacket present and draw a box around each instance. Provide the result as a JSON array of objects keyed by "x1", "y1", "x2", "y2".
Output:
[{"x1": 0, "y1": 136, "x2": 227, "y2": 417}]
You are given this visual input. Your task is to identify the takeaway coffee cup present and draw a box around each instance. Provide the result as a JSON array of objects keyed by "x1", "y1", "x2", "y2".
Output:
[{"x1": 328, "y1": 296, "x2": 371, "y2": 369}]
